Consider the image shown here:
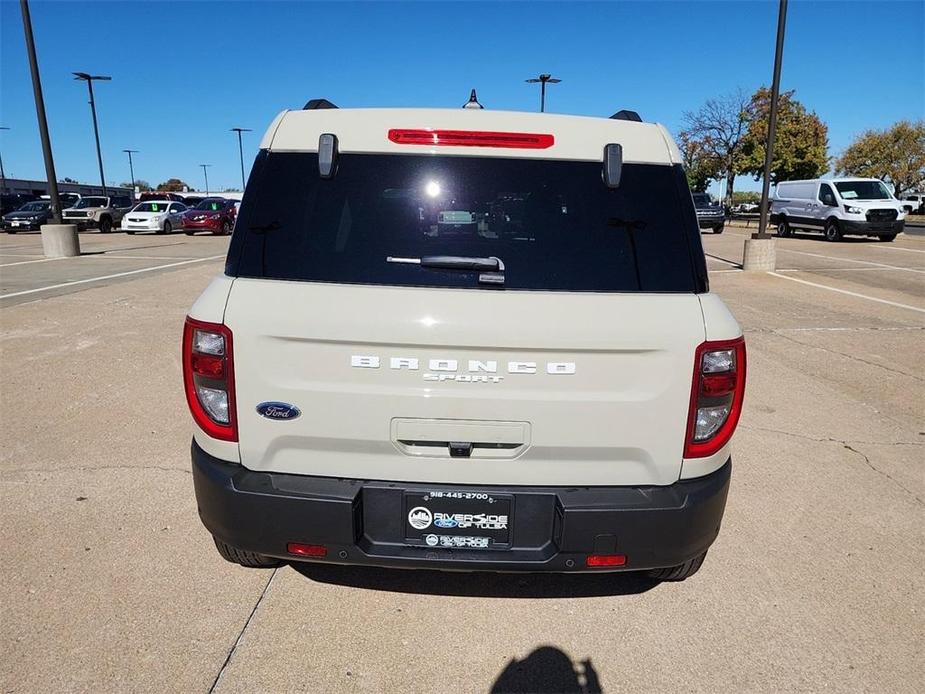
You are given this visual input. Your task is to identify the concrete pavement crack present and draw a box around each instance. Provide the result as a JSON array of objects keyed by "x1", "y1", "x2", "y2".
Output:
[
  {"x1": 209, "y1": 567, "x2": 279, "y2": 693},
  {"x1": 740, "y1": 424, "x2": 923, "y2": 447},
  {"x1": 768, "y1": 329, "x2": 924, "y2": 381},
  {"x1": 740, "y1": 425, "x2": 924, "y2": 506},
  {"x1": 2, "y1": 464, "x2": 191, "y2": 476},
  {"x1": 842, "y1": 443, "x2": 923, "y2": 506}
]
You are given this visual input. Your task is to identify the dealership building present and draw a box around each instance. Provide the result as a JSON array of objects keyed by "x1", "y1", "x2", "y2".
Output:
[{"x1": 2, "y1": 177, "x2": 242, "y2": 202}]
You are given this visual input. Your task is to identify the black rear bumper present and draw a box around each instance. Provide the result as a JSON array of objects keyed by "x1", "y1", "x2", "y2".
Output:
[{"x1": 192, "y1": 440, "x2": 730, "y2": 572}]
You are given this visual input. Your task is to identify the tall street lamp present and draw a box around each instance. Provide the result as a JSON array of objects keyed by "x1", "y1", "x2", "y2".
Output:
[
  {"x1": 230, "y1": 127, "x2": 251, "y2": 191},
  {"x1": 73, "y1": 72, "x2": 111, "y2": 196},
  {"x1": 200, "y1": 164, "x2": 211, "y2": 197},
  {"x1": 0, "y1": 127, "x2": 9, "y2": 194},
  {"x1": 525, "y1": 73, "x2": 561, "y2": 113},
  {"x1": 123, "y1": 149, "x2": 138, "y2": 197},
  {"x1": 743, "y1": 0, "x2": 788, "y2": 271},
  {"x1": 21, "y1": 0, "x2": 79, "y2": 258}
]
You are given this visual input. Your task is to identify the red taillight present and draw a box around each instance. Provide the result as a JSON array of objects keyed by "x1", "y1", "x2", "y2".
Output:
[
  {"x1": 190, "y1": 353, "x2": 224, "y2": 378},
  {"x1": 388, "y1": 128, "x2": 554, "y2": 149},
  {"x1": 287, "y1": 543, "x2": 327, "y2": 557},
  {"x1": 182, "y1": 317, "x2": 237, "y2": 442},
  {"x1": 684, "y1": 337, "x2": 746, "y2": 458},
  {"x1": 586, "y1": 554, "x2": 627, "y2": 567}
]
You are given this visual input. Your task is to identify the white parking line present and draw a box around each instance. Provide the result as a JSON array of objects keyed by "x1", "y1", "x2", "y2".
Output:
[
  {"x1": 0, "y1": 257, "x2": 64, "y2": 268},
  {"x1": 775, "y1": 267, "x2": 924, "y2": 272},
  {"x1": 768, "y1": 272, "x2": 925, "y2": 314},
  {"x1": 0, "y1": 255, "x2": 225, "y2": 300},
  {"x1": 874, "y1": 245, "x2": 925, "y2": 254},
  {"x1": 775, "y1": 248, "x2": 925, "y2": 273}
]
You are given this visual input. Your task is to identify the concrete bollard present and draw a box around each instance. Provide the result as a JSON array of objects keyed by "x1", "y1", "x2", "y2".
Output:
[
  {"x1": 742, "y1": 236, "x2": 776, "y2": 272},
  {"x1": 40, "y1": 224, "x2": 81, "y2": 258}
]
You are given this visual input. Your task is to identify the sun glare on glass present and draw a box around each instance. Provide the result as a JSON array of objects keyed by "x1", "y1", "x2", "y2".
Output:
[{"x1": 425, "y1": 181, "x2": 441, "y2": 198}]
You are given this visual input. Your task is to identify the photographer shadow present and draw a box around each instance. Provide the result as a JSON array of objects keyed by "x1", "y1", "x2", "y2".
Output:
[{"x1": 491, "y1": 646, "x2": 603, "y2": 693}]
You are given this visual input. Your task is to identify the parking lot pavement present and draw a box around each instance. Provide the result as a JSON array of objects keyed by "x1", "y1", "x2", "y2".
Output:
[
  {"x1": 1, "y1": 230, "x2": 923, "y2": 692},
  {"x1": 0, "y1": 230, "x2": 230, "y2": 307}
]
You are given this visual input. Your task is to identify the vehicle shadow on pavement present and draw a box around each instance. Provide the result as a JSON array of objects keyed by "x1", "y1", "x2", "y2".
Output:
[
  {"x1": 289, "y1": 563, "x2": 657, "y2": 598},
  {"x1": 491, "y1": 646, "x2": 603, "y2": 693}
]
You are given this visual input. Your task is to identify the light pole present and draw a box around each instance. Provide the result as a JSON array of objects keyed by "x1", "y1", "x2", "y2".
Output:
[
  {"x1": 0, "y1": 127, "x2": 8, "y2": 194},
  {"x1": 743, "y1": 0, "x2": 787, "y2": 272},
  {"x1": 73, "y1": 72, "x2": 111, "y2": 196},
  {"x1": 21, "y1": 0, "x2": 79, "y2": 257},
  {"x1": 230, "y1": 127, "x2": 251, "y2": 191},
  {"x1": 123, "y1": 149, "x2": 138, "y2": 198},
  {"x1": 525, "y1": 73, "x2": 561, "y2": 113},
  {"x1": 755, "y1": 0, "x2": 788, "y2": 240},
  {"x1": 200, "y1": 164, "x2": 211, "y2": 197}
]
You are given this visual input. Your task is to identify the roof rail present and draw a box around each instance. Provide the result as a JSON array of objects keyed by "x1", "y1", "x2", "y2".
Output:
[
  {"x1": 610, "y1": 110, "x2": 642, "y2": 122},
  {"x1": 303, "y1": 99, "x2": 338, "y2": 110}
]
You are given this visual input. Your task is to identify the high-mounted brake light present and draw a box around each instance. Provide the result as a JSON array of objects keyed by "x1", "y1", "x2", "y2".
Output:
[
  {"x1": 388, "y1": 129, "x2": 554, "y2": 149},
  {"x1": 183, "y1": 317, "x2": 237, "y2": 442},
  {"x1": 684, "y1": 337, "x2": 746, "y2": 458}
]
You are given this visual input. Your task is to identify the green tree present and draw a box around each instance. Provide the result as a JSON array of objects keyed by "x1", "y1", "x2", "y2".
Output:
[
  {"x1": 680, "y1": 89, "x2": 751, "y2": 204},
  {"x1": 835, "y1": 121, "x2": 925, "y2": 198},
  {"x1": 739, "y1": 87, "x2": 829, "y2": 183},
  {"x1": 731, "y1": 191, "x2": 761, "y2": 205},
  {"x1": 678, "y1": 130, "x2": 721, "y2": 192},
  {"x1": 156, "y1": 178, "x2": 189, "y2": 192}
]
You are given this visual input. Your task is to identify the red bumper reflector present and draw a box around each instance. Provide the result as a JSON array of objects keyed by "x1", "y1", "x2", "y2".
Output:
[
  {"x1": 287, "y1": 543, "x2": 327, "y2": 557},
  {"x1": 388, "y1": 128, "x2": 554, "y2": 149},
  {"x1": 586, "y1": 554, "x2": 627, "y2": 567}
]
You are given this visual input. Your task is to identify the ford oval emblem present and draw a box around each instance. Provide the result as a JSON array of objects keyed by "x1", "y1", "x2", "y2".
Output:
[{"x1": 256, "y1": 402, "x2": 301, "y2": 421}]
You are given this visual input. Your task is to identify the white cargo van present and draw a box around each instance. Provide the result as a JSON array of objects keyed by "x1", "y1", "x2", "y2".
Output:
[
  {"x1": 771, "y1": 177, "x2": 906, "y2": 241},
  {"x1": 184, "y1": 102, "x2": 746, "y2": 581}
]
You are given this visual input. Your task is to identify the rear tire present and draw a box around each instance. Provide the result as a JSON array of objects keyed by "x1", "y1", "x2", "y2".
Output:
[
  {"x1": 713, "y1": 224, "x2": 724, "y2": 234},
  {"x1": 99, "y1": 216, "x2": 113, "y2": 234},
  {"x1": 824, "y1": 219, "x2": 842, "y2": 242},
  {"x1": 879, "y1": 234, "x2": 896, "y2": 242},
  {"x1": 646, "y1": 551, "x2": 708, "y2": 582},
  {"x1": 213, "y1": 537, "x2": 281, "y2": 568}
]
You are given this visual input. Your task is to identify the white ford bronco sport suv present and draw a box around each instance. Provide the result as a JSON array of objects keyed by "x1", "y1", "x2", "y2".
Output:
[{"x1": 184, "y1": 101, "x2": 746, "y2": 581}]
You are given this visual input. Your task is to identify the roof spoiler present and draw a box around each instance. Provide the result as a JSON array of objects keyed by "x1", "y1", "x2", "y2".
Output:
[
  {"x1": 610, "y1": 110, "x2": 642, "y2": 122},
  {"x1": 303, "y1": 99, "x2": 338, "y2": 110}
]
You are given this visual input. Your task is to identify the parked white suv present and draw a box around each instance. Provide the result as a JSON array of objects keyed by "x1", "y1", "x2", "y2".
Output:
[
  {"x1": 771, "y1": 178, "x2": 906, "y2": 242},
  {"x1": 184, "y1": 103, "x2": 746, "y2": 581}
]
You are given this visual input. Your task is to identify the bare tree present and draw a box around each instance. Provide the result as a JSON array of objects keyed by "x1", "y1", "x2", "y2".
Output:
[{"x1": 681, "y1": 89, "x2": 752, "y2": 206}]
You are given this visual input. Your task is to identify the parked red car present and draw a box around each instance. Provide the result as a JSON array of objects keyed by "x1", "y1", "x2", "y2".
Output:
[{"x1": 182, "y1": 198, "x2": 236, "y2": 235}]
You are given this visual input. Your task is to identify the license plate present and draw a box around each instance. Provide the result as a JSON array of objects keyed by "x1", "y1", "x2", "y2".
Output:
[
  {"x1": 404, "y1": 490, "x2": 512, "y2": 549},
  {"x1": 12, "y1": 221, "x2": 22, "y2": 227}
]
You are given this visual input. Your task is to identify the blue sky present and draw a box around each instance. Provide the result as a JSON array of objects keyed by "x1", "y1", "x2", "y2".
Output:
[{"x1": 1, "y1": 0, "x2": 922, "y2": 194}]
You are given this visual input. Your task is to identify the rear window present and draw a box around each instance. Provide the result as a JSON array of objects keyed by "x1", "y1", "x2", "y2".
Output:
[{"x1": 229, "y1": 152, "x2": 705, "y2": 292}]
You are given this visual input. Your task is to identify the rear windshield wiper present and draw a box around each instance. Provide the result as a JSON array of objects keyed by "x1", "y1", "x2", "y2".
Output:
[{"x1": 387, "y1": 255, "x2": 505, "y2": 285}]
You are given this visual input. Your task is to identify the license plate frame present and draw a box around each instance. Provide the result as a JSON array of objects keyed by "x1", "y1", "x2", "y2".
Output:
[{"x1": 404, "y1": 490, "x2": 513, "y2": 549}]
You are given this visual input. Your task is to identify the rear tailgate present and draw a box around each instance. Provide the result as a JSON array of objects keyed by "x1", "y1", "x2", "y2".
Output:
[{"x1": 226, "y1": 280, "x2": 704, "y2": 486}]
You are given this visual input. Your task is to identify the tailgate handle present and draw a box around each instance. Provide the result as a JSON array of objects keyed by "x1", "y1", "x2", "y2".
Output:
[{"x1": 392, "y1": 419, "x2": 530, "y2": 460}]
